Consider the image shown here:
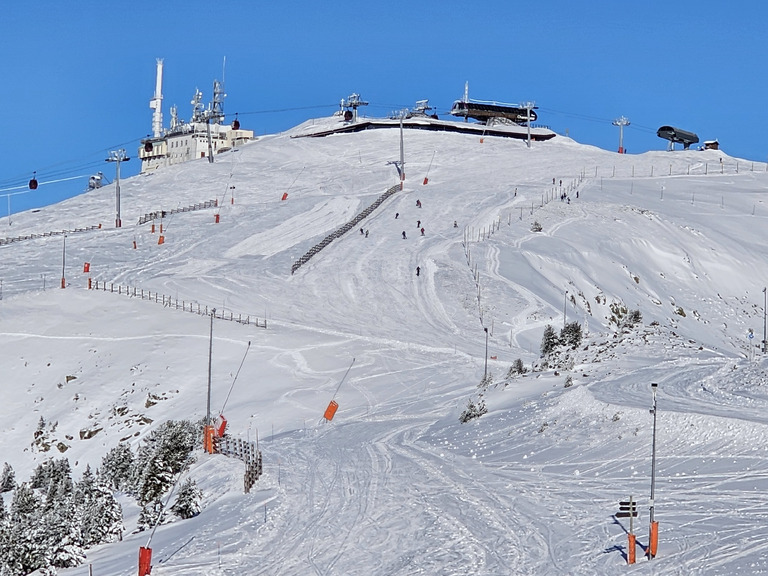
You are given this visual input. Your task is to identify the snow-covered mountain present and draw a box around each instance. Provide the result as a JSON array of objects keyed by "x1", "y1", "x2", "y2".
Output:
[{"x1": 2, "y1": 116, "x2": 768, "y2": 575}]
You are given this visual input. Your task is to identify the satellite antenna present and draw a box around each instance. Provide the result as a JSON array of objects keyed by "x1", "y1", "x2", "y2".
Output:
[{"x1": 191, "y1": 89, "x2": 205, "y2": 122}]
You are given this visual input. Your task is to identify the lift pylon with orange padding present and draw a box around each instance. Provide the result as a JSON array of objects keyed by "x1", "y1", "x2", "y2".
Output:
[
  {"x1": 138, "y1": 546, "x2": 152, "y2": 576},
  {"x1": 648, "y1": 521, "x2": 659, "y2": 558},
  {"x1": 203, "y1": 425, "x2": 216, "y2": 453}
]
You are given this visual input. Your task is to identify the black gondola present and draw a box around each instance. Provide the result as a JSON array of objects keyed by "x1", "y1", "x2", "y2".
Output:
[{"x1": 29, "y1": 173, "x2": 38, "y2": 190}]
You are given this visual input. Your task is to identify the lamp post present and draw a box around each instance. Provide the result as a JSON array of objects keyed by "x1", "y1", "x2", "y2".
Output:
[
  {"x1": 483, "y1": 327, "x2": 489, "y2": 380},
  {"x1": 649, "y1": 382, "x2": 659, "y2": 559}
]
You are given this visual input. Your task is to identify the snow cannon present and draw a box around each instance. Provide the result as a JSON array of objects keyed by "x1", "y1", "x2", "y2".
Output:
[
  {"x1": 215, "y1": 414, "x2": 227, "y2": 437},
  {"x1": 324, "y1": 400, "x2": 339, "y2": 421}
]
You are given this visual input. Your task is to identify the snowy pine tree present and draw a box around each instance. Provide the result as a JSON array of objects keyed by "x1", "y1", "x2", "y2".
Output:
[
  {"x1": 540, "y1": 324, "x2": 559, "y2": 356},
  {"x1": 75, "y1": 466, "x2": 123, "y2": 546},
  {"x1": 10, "y1": 482, "x2": 41, "y2": 521},
  {"x1": 8, "y1": 483, "x2": 47, "y2": 575},
  {"x1": 100, "y1": 443, "x2": 134, "y2": 491},
  {"x1": 0, "y1": 463, "x2": 15, "y2": 493},
  {"x1": 559, "y1": 321, "x2": 583, "y2": 349},
  {"x1": 130, "y1": 420, "x2": 196, "y2": 504},
  {"x1": 136, "y1": 500, "x2": 165, "y2": 532},
  {"x1": 170, "y1": 478, "x2": 202, "y2": 519}
]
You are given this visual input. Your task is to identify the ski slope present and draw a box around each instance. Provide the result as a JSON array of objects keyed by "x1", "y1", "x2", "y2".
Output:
[{"x1": 2, "y1": 116, "x2": 768, "y2": 574}]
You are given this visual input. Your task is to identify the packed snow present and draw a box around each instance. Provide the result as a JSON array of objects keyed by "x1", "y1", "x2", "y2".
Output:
[{"x1": 2, "y1": 115, "x2": 768, "y2": 575}]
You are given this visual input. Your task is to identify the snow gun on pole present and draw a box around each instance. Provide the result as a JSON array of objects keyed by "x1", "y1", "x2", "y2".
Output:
[
  {"x1": 215, "y1": 340, "x2": 252, "y2": 438},
  {"x1": 423, "y1": 150, "x2": 436, "y2": 185},
  {"x1": 323, "y1": 357, "x2": 355, "y2": 422}
]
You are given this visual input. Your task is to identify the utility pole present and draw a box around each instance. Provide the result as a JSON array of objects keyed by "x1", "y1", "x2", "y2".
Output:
[
  {"x1": 613, "y1": 116, "x2": 630, "y2": 154},
  {"x1": 483, "y1": 327, "x2": 489, "y2": 380},
  {"x1": 648, "y1": 382, "x2": 659, "y2": 559},
  {"x1": 106, "y1": 149, "x2": 130, "y2": 228},
  {"x1": 563, "y1": 290, "x2": 568, "y2": 329}
]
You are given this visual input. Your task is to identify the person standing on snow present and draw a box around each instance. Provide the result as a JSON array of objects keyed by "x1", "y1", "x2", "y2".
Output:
[
  {"x1": 402, "y1": 231, "x2": 407, "y2": 239},
  {"x1": 416, "y1": 266, "x2": 420, "y2": 276}
]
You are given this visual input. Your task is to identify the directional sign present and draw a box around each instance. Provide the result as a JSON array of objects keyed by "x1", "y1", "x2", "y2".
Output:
[{"x1": 618, "y1": 501, "x2": 638, "y2": 518}]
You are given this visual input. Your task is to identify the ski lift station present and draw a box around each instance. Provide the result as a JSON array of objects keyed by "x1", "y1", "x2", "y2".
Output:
[{"x1": 656, "y1": 125, "x2": 700, "y2": 150}]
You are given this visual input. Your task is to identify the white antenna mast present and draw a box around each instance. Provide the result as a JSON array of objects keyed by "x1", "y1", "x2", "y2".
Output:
[{"x1": 149, "y1": 58, "x2": 164, "y2": 138}]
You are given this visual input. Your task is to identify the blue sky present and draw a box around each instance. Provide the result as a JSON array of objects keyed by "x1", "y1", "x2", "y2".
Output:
[{"x1": 2, "y1": 1, "x2": 767, "y2": 217}]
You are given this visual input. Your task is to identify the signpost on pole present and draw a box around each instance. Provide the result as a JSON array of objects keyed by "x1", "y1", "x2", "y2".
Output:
[{"x1": 617, "y1": 496, "x2": 638, "y2": 564}]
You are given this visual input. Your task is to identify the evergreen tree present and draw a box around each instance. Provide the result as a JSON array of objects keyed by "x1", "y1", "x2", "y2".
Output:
[
  {"x1": 11, "y1": 482, "x2": 41, "y2": 521},
  {"x1": 507, "y1": 358, "x2": 527, "y2": 377},
  {"x1": 130, "y1": 420, "x2": 196, "y2": 504},
  {"x1": 38, "y1": 502, "x2": 84, "y2": 570},
  {"x1": 540, "y1": 324, "x2": 559, "y2": 356},
  {"x1": 100, "y1": 443, "x2": 134, "y2": 491},
  {"x1": 136, "y1": 500, "x2": 165, "y2": 533},
  {"x1": 75, "y1": 467, "x2": 123, "y2": 546},
  {"x1": 170, "y1": 478, "x2": 202, "y2": 519},
  {"x1": 8, "y1": 483, "x2": 47, "y2": 574},
  {"x1": 560, "y1": 321, "x2": 583, "y2": 349},
  {"x1": 0, "y1": 463, "x2": 15, "y2": 493},
  {"x1": 43, "y1": 460, "x2": 74, "y2": 513}
]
